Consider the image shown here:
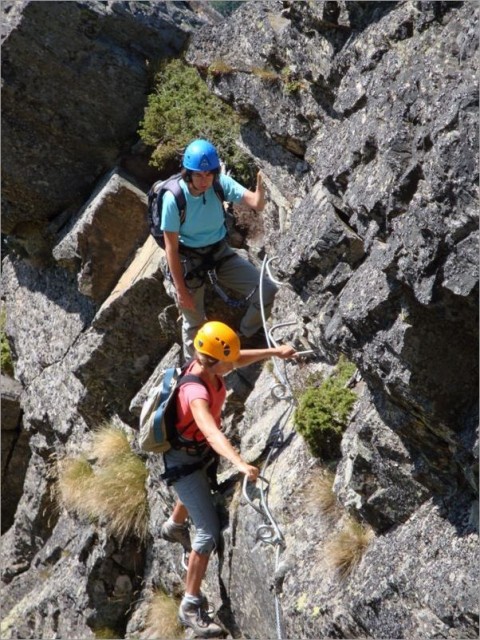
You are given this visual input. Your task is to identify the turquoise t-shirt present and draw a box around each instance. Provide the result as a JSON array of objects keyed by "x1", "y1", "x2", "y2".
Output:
[{"x1": 161, "y1": 174, "x2": 246, "y2": 248}]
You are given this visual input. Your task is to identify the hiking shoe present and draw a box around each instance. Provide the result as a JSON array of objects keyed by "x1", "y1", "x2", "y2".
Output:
[
  {"x1": 178, "y1": 600, "x2": 223, "y2": 638},
  {"x1": 199, "y1": 592, "x2": 213, "y2": 614},
  {"x1": 161, "y1": 520, "x2": 192, "y2": 552}
]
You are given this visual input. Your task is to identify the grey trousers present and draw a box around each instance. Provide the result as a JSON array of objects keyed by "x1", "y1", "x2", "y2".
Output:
[
  {"x1": 163, "y1": 447, "x2": 219, "y2": 554},
  {"x1": 166, "y1": 241, "x2": 278, "y2": 358}
]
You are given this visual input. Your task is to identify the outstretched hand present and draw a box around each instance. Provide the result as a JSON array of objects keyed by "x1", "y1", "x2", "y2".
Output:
[{"x1": 274, "y1": 345, "x2": 299, "y2": 359}]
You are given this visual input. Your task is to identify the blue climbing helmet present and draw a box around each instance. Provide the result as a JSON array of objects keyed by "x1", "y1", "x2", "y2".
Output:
[{"x1": 183, "y1": 139, "x2": 220, "y2": 171}]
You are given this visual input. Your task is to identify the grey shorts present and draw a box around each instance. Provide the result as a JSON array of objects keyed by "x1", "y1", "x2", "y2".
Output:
[{"x1": 163, "y1": 447, "x2": 220, "y2": 555}]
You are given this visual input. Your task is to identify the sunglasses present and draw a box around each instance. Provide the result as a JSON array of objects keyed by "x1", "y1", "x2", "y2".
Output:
[{"x1": 198, "y1": 354, "x2": 220, "y2": 367}]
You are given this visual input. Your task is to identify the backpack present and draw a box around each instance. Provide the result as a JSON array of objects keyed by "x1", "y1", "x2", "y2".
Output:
[
  {"x1": 148, "y1": 173, "x2": 226, "y2": 248},
  {"x1": 138, "y1": 365, "x2": 209, "y2": 454}
]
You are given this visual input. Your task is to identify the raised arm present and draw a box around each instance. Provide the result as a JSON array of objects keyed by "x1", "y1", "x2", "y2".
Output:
[
  {"x1": 214, "y1": 345, "x2": 298, "y2": 375},
  {"x1": 241, "y1": 171, "x2": 266, "y2": 212}
]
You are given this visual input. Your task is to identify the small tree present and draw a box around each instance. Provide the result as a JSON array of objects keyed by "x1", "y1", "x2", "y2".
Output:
[
  {"x1": 138, "y1": 58, "x2": 254, "y2": 185},
  {"x1": 294, "y1": 357, "x2": 356, "y2": 459}
]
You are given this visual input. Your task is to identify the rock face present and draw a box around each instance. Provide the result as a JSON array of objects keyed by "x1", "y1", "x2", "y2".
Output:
[
  {"x1": 1, "y1": 0, "x2": 206, "y2": 260},
  {"x1": 1, "y1": 2, "x2": 478, "y2": 640},
  {"x1": 1, "y1": 374, "x2": 29, "y2": 534}
]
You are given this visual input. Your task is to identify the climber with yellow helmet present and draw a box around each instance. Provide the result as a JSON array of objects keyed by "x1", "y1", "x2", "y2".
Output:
[{"x1": 160, "y1": 320, "x2": 298, "y2": 637}]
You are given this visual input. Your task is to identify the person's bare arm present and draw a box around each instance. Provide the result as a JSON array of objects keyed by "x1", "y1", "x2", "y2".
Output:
[
  {"x1": 241, "y1": 171, "x2": 266, "y2": 212},
  {"x1": 163, "y1": 231, "x2": 196, "y2": 310},
  {"x1": 190, "y1": 399, "x2": 258, "y2": 482},
  {"x1": 215, "y1": 345, "x2": 298, "y2": 375}
]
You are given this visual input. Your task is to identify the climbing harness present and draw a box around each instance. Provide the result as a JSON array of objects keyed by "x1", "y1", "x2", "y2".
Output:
[
  {"x1": 241, "y1": 255, "x2": 315, "y2": 640},
  {"x1": 207, "y1": 270, "x2": 257, "y2": 309},
  {"x1": 170, "y1": 243, "x2": 258, "y2": 308}
]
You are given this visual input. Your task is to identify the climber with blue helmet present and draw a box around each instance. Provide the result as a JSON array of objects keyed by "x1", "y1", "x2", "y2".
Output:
[{"x1": 161, "y1": 138, "x2": 278, "y2": 358}]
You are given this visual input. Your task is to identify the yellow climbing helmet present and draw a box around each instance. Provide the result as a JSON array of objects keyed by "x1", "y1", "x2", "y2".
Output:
[{"x1": 194, "y1": 321, "x2": 240, "y2": 362}]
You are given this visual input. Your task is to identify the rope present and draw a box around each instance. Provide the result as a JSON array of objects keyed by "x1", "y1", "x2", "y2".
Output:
[{"x1": 241, "y1": 255, "x2": 304, "y2": 640}]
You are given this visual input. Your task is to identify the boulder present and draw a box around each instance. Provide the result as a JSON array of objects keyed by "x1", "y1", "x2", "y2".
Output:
[{"x1": 1, "y1": 0, "x2": 207, "y2": 259}]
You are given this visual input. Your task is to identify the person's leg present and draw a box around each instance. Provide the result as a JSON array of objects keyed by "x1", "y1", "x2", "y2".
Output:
[
  {"x1": 180, "y1": 283, "x2": 206, "y2": 359},
  {"x1": 185, "y1": 550, "x2": 210, "y2": 597},
  {"x1": 172, "y1": 465, "x2": 222, "y2": 636},
  {"x1": 171, "y1": 500, "x2": 188, "y2": 524},
  {"x1": 214, "y1": 246, "x2": 278, "y2": 337},
  {"x1": 161, "y1": 499, "x2": 192, "y2": 551}
]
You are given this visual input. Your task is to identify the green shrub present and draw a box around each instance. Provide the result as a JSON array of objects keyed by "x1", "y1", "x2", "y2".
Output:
[
  {"x1": 209, "y1": 1, "x2": 243, "y2": 16},
  {"x1": 0, "y1": 308, "x2": 14, "y2": 376},
  {"x1": 294, "y1": 356, "x2": 356, "y2": 459},
  {"x1": 138, "y1": 58, "x2": 255, "y2": 185},
  {"x1": 280, "y1": 66, "x2": 306, "y2": 95}
]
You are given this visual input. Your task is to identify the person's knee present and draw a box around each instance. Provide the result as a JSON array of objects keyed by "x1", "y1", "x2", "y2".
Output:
[{"x1": 192, "y1": 529, "x2": 219, "y2": 554}]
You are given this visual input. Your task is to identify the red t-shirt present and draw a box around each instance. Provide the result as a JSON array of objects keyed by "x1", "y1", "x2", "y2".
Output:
[{"x1": 175, "y1": 361, "x2": 226, "y2": 443}]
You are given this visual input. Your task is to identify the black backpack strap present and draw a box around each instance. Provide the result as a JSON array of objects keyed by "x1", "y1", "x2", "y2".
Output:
[
  {"x1": 148, "y1": 173, "x2": 187, "y2": 248},
  {"x1": 213, "y1": 178, "x2": 225, "y2": 205},
  {"x1": 162, "y1": 175, "x2": 187, "y2": 224},
  {"x1": 176, "y1": 374, "x2": 209, "y2": 394}
]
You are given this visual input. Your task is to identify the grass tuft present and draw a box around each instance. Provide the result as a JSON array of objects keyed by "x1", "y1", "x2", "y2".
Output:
[
  {"x1": 54, "y1": 427, "x2": 149, "y2": 542},
  {"x1": 56, "y1": 456, "x2": 95, "y2": 514},
  {"x1": 144, "y1": 590, "x2": 183, "y2": 639},
  {"x1": 91, "y1": 423, "x2": 132, "y2": 465},
  {"x1": 308, "y1": 469, "x2": 341, "y2": 523},
  {"x1": 325, "y1": 517, "x2": 374, "y2": 579},
  {"x1": 85, "y1": 452, "x2": 149, "y2": 542}
]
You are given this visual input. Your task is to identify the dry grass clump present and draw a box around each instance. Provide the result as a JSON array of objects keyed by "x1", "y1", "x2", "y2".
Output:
[
  {"x1": 325, "y1": 517, "x2": 374, "y2": 579},
  {"x1": 84, "y1": 452, "x2": 149, "y2": 542},
  {"x1": 144, "y1": 590, "x2": 183, "y2": 639},
  {"x1": 56, "y1": 456, "x2": 95, "y2": 514},
  {"x1": 308, "y1": 469, "x2": 341, "y2": 524},
  {"x1": 91, "y1": 424, "x2": 132, "y2": 464},
  {"x1": 54, "y1": 424, "x2": 149, "y2": 542}
]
